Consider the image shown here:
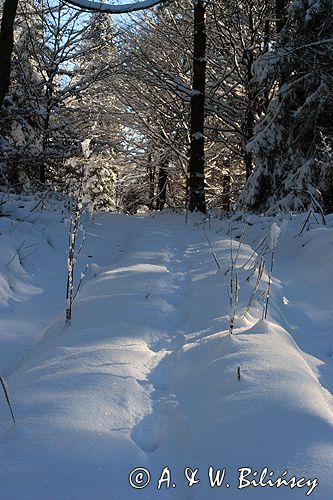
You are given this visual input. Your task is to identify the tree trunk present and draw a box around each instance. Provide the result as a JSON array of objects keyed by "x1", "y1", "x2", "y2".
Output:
[
  {"x1": 156, "y1": 161, "x2": 168, "y2": 210},
  {"x1": 0, "y1": 0, "x2": 19, "y2": 107},
  {"x1": 221, "y1": 173, "x2": 231, "y2": 211},
  {"x1": 188, "y1": 0, "x2": 207, "y2": 213},
  {"x1": 244, "y1": 3, "x2": 255, "y2": 180},
  {"x1": 147, "y1": 153, "x2": 155, "y2": 210},
  {"x1": 263, "y1": 11, "x2": 271, "y2": 112},
  {"x1": 276, "y1": 0, "x2": 288, "y2": 86},
  {"x1": 244, "y1": 94, "x2": 255, "y2": 178},
  {"x1": 40, "y1": 112, "x2": 50, "y2": 184},
  {"x1": 276, "y1": 0, "x2": 287, "y2": 34}
]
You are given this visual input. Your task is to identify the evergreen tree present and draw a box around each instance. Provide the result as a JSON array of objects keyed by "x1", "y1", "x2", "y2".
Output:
[
  {"x1": 241, "y1": 0, "x2": 333, "y2": 213},
  {"x1": 68, "y1": 12, "x2": 120, "y2": 210}
]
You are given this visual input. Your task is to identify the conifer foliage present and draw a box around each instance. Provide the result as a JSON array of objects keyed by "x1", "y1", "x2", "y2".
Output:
[{"x1": 241, "y1": 0, "x2": 333, "y2": 213}]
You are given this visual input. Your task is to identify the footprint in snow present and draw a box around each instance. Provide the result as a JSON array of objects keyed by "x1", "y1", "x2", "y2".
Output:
[
  {"x1": 130, "y1": 413, "x2": 165, "y2": 452},
  {"x1": 149, "y1": 357, "x2": 174, "y2": 390}
]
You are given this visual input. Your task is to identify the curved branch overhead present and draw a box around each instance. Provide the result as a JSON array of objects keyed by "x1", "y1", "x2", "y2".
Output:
[{"x1": 65, "y1": 0, "x2": 166, "y2": 14}]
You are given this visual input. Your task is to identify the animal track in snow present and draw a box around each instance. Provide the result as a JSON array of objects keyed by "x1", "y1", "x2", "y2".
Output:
[{"x1": 130, "y1": 413, "x2": 165, "y2": 452}]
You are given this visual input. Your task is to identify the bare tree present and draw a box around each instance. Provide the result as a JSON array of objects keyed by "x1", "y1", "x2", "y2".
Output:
[{"x1": 188, "y1": 0, "x2": 207, "y2": 213}]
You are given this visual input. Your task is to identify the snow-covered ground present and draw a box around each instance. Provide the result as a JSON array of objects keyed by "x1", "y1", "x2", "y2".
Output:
[{"x1": 1, "y1": 197, "x2": 333, "y2": 499}]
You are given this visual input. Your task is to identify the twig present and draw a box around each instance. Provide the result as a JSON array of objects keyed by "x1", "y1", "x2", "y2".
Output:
[
  {"x1": 7, "y1": 241, "x2": 25, "y2": 267},
  {"x1": 262, "y1": 223, "x2": 281, "y2": 320},
  {"x1": 291, "y1": 189, "x2": 326, "y2": 225},
  {"x1": 241, "y1": 235, "x2": 269, "y2": 270},
  {"x1": 263, "y1": 253, "x2": 275, "y2": 320},
  {"x1": 204, "y1": 229, "x2": 221, "y2": 269},
  {"x1": 72, "y1": 264, "x2": 89, "y2": 302},
  {"x1": 0, "y1": 376, "x2": 16, "y2": 424},
  {"x1": 30, "y1": 191, "x2": 51, "y2": 212},
  {"x1": 244, "y1": 255, "x2": 265, "y2": 316}
]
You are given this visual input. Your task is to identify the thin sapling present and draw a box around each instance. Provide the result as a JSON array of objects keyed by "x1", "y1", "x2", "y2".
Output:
[{"x1": 263, "y1": 222, "x2": 281, "y2": 320}]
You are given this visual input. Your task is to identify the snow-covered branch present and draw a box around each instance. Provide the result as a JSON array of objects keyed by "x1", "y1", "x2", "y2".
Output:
[{"x1": 65, "y1": 0, "x2": 166, "y2": 14}]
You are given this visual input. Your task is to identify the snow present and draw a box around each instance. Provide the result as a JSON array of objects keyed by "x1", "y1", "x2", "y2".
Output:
[
  {"x1": 270, "y1": 222, "x2": 281, "y2": 250},
  {"x1": 1, "y1": 198, "x2": 333, "y2": 499},
  {"x1": 65, "y1": 0, "x2": 165, "y2": 14},
  {"x1": 192, "y1": 132, "x2": 204, "y2": 140}
]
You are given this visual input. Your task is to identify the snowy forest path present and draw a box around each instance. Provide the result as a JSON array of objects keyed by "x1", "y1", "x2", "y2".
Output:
[
  {"x1": 75, "y1": 212, "x2": 223, "y2": 500},
  {"x1": 71, "y1": 212, "x2": 240, "y2": 500}
]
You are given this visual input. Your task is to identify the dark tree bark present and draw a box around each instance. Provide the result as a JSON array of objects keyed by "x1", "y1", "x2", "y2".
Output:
[
  {"x1": 263, "y1": 9, "x2": 271, "y2": 112},
  {"x1": 221, "y1": 173, "x2": 231, "y2": 211},
  {"x1": 147, "y1": 154, "x2": 155, "y2": 210},
  {"x1": 276, "y1": 0, "x2": 287, "y2": 34},
  {"x1": 40, "y1": 80, "x2": 55, "y2": 183},
  {"x1": 156, "y1": 161, "x2": 168, "y2": 210},
  {"x1": 188, "y1": 0, "x2": 207, "y2": 213},
  {"x1": 243, "y1": 2, "x2": 255, "y2": 180},
  {"x1": 276, "y1": 0, "x2": 288, "y2": 88},
  {"x1": 244, "y1": 106, "x2": 254, "y2": 180},
  {"x1": 0, "y1": 0, "x2": 19, "y2": 108}
]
